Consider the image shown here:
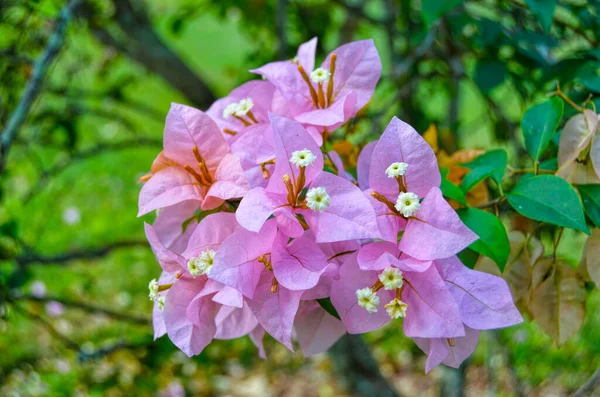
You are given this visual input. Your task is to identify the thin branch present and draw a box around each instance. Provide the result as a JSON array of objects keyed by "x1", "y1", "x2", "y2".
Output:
[
  {"x1": 15, "y1": 294, "x2": 151, "y2": 325},
  {"x1": 0, "y1": 0, "x2": 81, "y2": 174},
  {"x1": 572, "y1": 368, "x2": 600, "y2": 397},
  {"x1": 16, "y1": 240, "x2": 148, "y2": 266}
]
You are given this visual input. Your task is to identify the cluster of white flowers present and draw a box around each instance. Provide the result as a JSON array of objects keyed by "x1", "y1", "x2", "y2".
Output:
[
  {"x1": 306, "y1": 187, "x2": 331, "y2": 212},
  {"x1": 310, "y1": 67, "x2": 331, "y2": 83},
  {"x1": 187, "y1": 249, "x2": 216, "y2": 277},
  {"x1": 222, "y1": 97, "x2": 254, "y2": 118},
  {"x1": 289, "y1": 148, "x2": 317, "y2": 168}
]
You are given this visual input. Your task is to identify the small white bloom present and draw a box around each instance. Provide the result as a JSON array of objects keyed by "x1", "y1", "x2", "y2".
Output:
[
  {"x1": 148, "y1": 278, "x2": 159, "y2": 301},
  {"x1": 385, "y1": 162, "x2": 408, "y2": 178},
  {"x1": 385, "y1": 298, "x2": 408, "y2": 319},
  {"x1": 187, "y1": 249, "x2": 216, "y2": 277},
  {"x1": 306, "y1": 187, "x2": 331, "y2": 212},
  {"x1": 156, "y1": 295, "x2": 166, "y2": 311},
  {"x1": 289, "y1": 148, "x2": 317, "y2": 167},
  {"x1": 223, "y1": 102, "x2": 240, "y2": 118},
  {"x1": 395, "y1": 192, "x2": 420, "y2": 217},
  {"x1": 310, "y1": 67, "x2": 331, "y2": 83},
  {"x1": 378, "y1": 267, "x2": 404, "y2": 290},
  {"x1": 234, "y1": 98, "x2": 254, "y2": 116},
  {"x1": 356, "y1": 287, "x2": 380, "y2": 313}
]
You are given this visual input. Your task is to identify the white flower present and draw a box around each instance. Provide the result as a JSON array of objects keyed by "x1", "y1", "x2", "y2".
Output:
[
  {"x1": 223, "y1": 102, "x2": 240, "y2": 118},
  {"x1": 310, "y1": 67, "x2": 331, "y2": 83},
  {"x1": 156, "y1": 295, "x2": 166, "y2": 311},
  {"x1": 148, "y1": 278, "x2": 159, "y2": 301},
  {"x1": 385, "y1": 162, "x2": 408, "y2": 178},
  {"x1": 378, "y1": 267, "x2": 404, "y2": 290},
  {"x1": 289, "y1": 148, "x2": 316, "y2": 168},
  {"x1": 187, "y1": 249, "x2": 216, "y2": 277},
  {"x1": 234, "y1": 98, "x2": 254, "y2": 116},
  {"x1": 306, "y1": 187, "x2": 331, "y2": 212},
  {"x1": 385, "y1": 298, "x2": 408, "y2": 319},
  {"x1": 356, "y1": 287, "x2": 380, "y2": 313},
  {"x1": 395, "y1": 192, "x2": 420, "y2": 217}
]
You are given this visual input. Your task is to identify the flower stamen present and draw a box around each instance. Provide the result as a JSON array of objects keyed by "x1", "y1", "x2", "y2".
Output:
[
  {"x1": 326, "y1": 53, "x2": 337, "y2": 106},
  {"x1": 297, "y1": 64, "x2": 319, "y2": 107}
]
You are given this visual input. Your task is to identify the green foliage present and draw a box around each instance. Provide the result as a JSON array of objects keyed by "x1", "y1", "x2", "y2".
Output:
[
  {"x1": 461, "y1": 149, "x2": 507, "y2": 193},
  {"x1": 421, "y1": 0, "x2": 463, "y2": 27},
  {"x1": 458, "y1": 208, "x2": 510, "y2": 271},
  {"x1": 578, "y1": 185, "x2": 600, "y2": 228},
  {"x1": 473, "y1": 60, "x2": 507, "y2": 95},
  {"x1": 521, "y1": 97, "x2": 564, "y2": 162},
  {"x1": 440, "y1": 168, "x2": 467, "y2": 205},
  {"x1": 506, "y1": 175, "x2": 590, "y2": 234},
  {"x1": 525, "y1": 0, "x2": 557, "y2": 32}
]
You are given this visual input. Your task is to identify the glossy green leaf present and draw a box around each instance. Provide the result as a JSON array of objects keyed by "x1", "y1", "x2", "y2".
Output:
[
  {"x1": 421, "y1": 0, "x2": 463, "y2": 27},
  {"x1": 578, "y1": 185, "x2": 600, "y2": 228},
  {"x1": 506, "y1": 175, "x2": 590, "y2": 234},
  {"x1": 461, "y1": 149, "x2": 507, "y2": 193},
  {"x1": 458, "y1": 207, "x2": 510, "y2": 271},
  {"x1": 525, "y1": 0, "x2": 557, "y2": 32},
  {"x1": 440, "y1": 168, "x2": 467, "y2": 205},
  {"x1": 474, "y1": 60, "x2": 507, "y2": 94},
  {"x1": 457, "y1": 248, "x2": 479, "y2": 269},
  {"x1": 317, "y1": 298, "x2": 340, "y2": 320},
  {"x1": 521, "y1": 97, "x2": 564, "y2": 161}
]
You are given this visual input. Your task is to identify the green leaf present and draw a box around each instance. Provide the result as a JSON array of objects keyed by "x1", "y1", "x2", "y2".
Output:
[
  {"x1": 579, "y1": 76, "x2": 600, "y2": 93},
  {"x1": 578, "y1": 185, "x2": 600, "y2": 228},
  {"x1": 421, "y1": 0, "x2": 463, "y2": 27},
  {"x1": 458, "y1": 208, "x2": 510, "y2": 271},
  {"x1": 521, "y1": 97, "x2": 564, "y2": 162},
  {"x1": 461, "y1": 149, "x2": 507, "y2": 193},
  {"x1": 457, "y1": 248, "x2": 479, "y2": 269},
  {"x1": 525, "y1": 0, "x2": 557, "y2": 32},
  {"x1": 317, "y1": 298, "x2": 340, "y2": 320},
  {"x1": 440, "y1": 168, "x2": 467, "y2": 205},
  {"x1": 506, "y1": 175, "x2": 590, "y2": 234},
  {"x1": 474, "y1": 60, "x2": 507, "y2": 94}
]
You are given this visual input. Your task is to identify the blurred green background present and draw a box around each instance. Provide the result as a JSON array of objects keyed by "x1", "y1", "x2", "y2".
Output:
[{"x1": 1, "y1": 0, "x2": 600, "y2": 395}]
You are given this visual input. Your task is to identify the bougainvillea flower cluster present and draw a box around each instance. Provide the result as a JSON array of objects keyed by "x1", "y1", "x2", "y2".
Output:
[{"x1": 139, "y1": 38, "x2": 522, "y2": 372}]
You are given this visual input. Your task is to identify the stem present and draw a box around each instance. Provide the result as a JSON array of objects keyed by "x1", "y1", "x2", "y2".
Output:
[
  {"x1": 551, "y1": 82, "x2": 583, "y2": 112},
  {"x1": 329, "y1": 334, "x2": 399, "y2": 397},
  {"x1": 552, "y1": 227, "x2": 565, "y2": 262},
  {"x1": 572, "y1": 368, "x2": 600, "y2": 397}
]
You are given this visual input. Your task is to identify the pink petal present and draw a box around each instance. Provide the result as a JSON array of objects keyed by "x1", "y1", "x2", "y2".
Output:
[
  {"x1": 249, "y1": 326, "x2": 267, "y2": 358},
  {"x1": 414, "y1": 327, "x2": 480, "y2": 373},
  {"x1": 163, "y1": 276, "x2": 217, "y2": 356},
  {"x1": 236, "y1": 187, "x2": 286, "y2": 232},
  {"x1": 318, "y1": 239, "x2": 360, "y2": 265},
  {"x1": 266, "y1": 114, "x2": 324, "y2": 194},
  {"x1": 558, "y1": 110, "x2": 598, "y2": 166},
  {"x1": 330, "y1": 254, "x2": 394, "y2": 334},
  {"x1": 230, "y1": 124, "x2": 275, "y2": 171},
  {"x1": 153, "y1": 301, "x2": 166, "y2": 340},
  {"x1": 144, "y1": 223, "x2": 187, "y2": 273},
  {"x1": 297, "y1": 37, "x2": 317, "y2": 73},
  {"x1": 369, "y1": 117, "x2": 440, "y2": 198},
  {"x1": 274, "y1": 207, "x2": 304, "y2": 238},
  {"x1": 364, "y1": 189, "x2": 405, "y2": 243},
  {"x1": 400, "y1": 187, "x2": 478, "y2": 260},
  {"x1": 294, "y1": 91, "x2": 357, "y2": 128},
  {"x1": 437, "y1": 256, "x2": 522, "y2": 329},
  {"x1": 357, "y1": 141, "x2": 377, "y2": 190},
  {"x1": 250, "y1": 61, "x2": 313, "y2": 112},
  {"x1": 164, "y1": 103, "x2": 229, "y2": 173},
  {"x1": 272, "y1": 234, "x2": 329, "y2": 291},
  {"x1": 138, "y1": 166, "x2": 203, "y2": 216},
  {"x1": 210, "y1": 220, "x2": 277, "y2": 299},
  {"x1": 303, "y1": 172, "x2": 380, "y2": 243},
  {"x1": 206, "y1": 80, "x2": 276, "y2": 134},
  {"x1": 321, "y1": 39, "x2": 381, "y2": 112},
  {"x1": 301, "y1": 263, "x2": 339, "y2": 300},
  {"x1": 182, "y1": 212, "x2": 240, "y2": 258},
  {"x1": 247, "y1": 271, "x2": 303, "y2": 351},
  {"x1": 295, "y1": 302, "x2": 346, "y2": 357},
  {"x1": 402, "y1": 265, "x2": 465, "y2": 338},
  {"x1": 203, "y1": 154, "x2": 251, "y2": 210},
  {"x1": 153, "y1": 200, "x2": 200, "y2": 254},
  {"x1": 214, "y1": 303, "x2": 258, "y2": 340},
  {"x1": 212, "y1": 285, "x2": 244, "y2": 309},
  {"x1": 357, "y1": 241, "x2": 400, "y2": 271}
]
